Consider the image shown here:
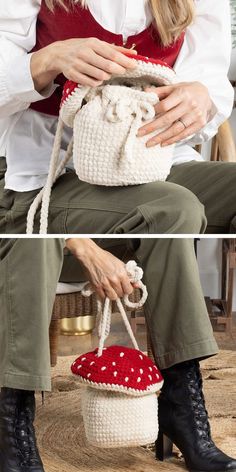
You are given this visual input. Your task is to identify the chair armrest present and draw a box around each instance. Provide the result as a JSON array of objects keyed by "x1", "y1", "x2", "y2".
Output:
[{"x1": 216, "y1": 120, "x2": 236, "y2": 162}]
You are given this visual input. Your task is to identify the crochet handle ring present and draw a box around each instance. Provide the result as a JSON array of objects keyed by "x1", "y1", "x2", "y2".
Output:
[{"x1": 82, "y1": 260, "x2": 148, "y2": 357}]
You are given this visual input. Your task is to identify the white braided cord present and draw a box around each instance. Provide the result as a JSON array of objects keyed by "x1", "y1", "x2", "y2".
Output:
[
  {"x1": 39, "y1": 137, "x2": 73, "y2": 234},
  {"x1": 26, "y1": 119, "x2": 74, "y2": 234}
]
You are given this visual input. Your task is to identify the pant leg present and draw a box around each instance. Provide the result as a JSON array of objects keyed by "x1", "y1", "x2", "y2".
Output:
[
  {"x1": 61, "y1": 237, "x2": 219, "y2": 370},
  {"x1": 0, "y1": 167, "x2": 207, "y2": 235},
  {"x1": 168, "y1": 161, "x2": 236, "y2": 234},
  {"x1": 0, "y1": 238, "x2": 64, "y2": 391},
  {"x1": 132, "y1": 238, "x2": 218, "y2": 369}
]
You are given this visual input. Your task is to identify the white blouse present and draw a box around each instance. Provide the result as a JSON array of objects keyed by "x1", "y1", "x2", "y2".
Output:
[{"x1": 0, "y1": 0, "x2": 234, "y2": 192}]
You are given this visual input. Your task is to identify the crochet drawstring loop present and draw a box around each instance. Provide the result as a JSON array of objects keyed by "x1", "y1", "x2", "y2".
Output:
[
  {"x1": 102, "y1": 86, "x2": 157, "y2": 164},
  {"x1": 82, "y1": 260, "x2": 148, "y2": 357},
  {"x1": 103, "y1": 87, "x2": 157, "y2": 124}
]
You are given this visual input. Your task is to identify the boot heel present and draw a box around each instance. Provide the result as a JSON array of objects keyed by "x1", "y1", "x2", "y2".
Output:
[{"x1": 155, "y1": 431, "x2": 173, "y2": 461}]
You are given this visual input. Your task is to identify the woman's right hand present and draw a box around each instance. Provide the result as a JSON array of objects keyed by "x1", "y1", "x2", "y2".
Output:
[
  {"x1": 31, "y1": 37, "x2": 137, "y2": 92},
  {"x1": 66, "y1": 238, "x2": 135, "y2": 301}
]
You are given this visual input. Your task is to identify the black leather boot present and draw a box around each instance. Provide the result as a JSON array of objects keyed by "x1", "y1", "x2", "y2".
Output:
[
  {"x1": 0, "y1": 388, "x2": 45, "y2": 472},
  {"x1": 156, "y1": 360, "x2": 236, "y2": 472}
]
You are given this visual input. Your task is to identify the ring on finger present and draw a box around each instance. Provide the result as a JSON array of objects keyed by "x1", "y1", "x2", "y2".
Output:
[{"x1": 178, "y1": 118, "x2": 188, "y2": 129}]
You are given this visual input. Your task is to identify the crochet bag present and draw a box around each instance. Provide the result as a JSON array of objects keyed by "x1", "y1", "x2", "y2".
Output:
[
  {"x1": 71, "y1": 261, "x2": 164, "y2": 448},
  {"x1": 26, "y1": 53, "x2": 177, "y2": 233}
]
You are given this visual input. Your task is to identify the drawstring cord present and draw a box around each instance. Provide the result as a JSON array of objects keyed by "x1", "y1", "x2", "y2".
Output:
[
  {"x1": 82, "y1": 261, "x2": 148, "y2": 357},
  {"x1": 103, "y1": 88, "x2": 157, "y2": 164}
]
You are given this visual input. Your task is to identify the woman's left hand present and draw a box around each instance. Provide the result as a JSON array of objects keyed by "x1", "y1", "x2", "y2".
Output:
[{"x1": 138, "y1": 81, "x2": 214, "y2": 147}]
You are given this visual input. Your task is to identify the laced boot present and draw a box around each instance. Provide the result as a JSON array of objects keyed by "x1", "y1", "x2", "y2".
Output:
[
  {"x1": 0, "y1": 388, "x2": 45, "y2": 472},
  {"x1": 156, "y1": 360, "x2": 236, "y2": 472}
]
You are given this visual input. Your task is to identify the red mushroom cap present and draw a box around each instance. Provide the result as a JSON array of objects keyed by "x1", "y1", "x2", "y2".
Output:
[
  {"x1": 60, "y1": 53, "x2": 175, "y2": 109},
  {"x1": 71, "y1": 345, "x2": 163, "y2": 396},
  {"x1": 124, "y1": 52, "x2": 173, "y2": 70}
]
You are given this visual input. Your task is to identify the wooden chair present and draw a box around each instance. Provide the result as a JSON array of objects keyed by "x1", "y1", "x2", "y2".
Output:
[
  {"x1": 206, "y1": 238, "x2": 236, "y2": 333},
  {"x1": 195, "y1": 119, "x2": 236, "y2": 162}
]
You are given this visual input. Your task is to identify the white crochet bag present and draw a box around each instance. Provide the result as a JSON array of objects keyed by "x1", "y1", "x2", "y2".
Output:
[
  {"x1": 26, "y1": 54, "x2": 177, "y2": 233},
  {"x1": 71, "y1": 261, "x2": 164, "y2": 448}
]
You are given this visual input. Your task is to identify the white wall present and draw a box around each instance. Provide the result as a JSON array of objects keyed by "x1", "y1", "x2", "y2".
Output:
[{"x1": 198, "y1": 239, "x2": 236, "y2": 310}]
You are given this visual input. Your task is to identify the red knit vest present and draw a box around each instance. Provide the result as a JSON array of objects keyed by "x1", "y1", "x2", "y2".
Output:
[{"x1": 30, "y1": 1, "x2": 184, "y2": 116}]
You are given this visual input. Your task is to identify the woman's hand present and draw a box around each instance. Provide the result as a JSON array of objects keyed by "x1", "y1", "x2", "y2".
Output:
[
  {"x1": 66, "y1": 238, "x2": 135, "y2": 301},
  {"x1": 31, "y1": 37, "x2": 137, "y2": 92},
  {"x1": 138, "y1": 81, "x2": 214, "y2": 146}
]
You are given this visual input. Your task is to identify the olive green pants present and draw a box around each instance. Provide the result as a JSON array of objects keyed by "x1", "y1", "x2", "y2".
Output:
[
  {"x1": 1, "y1": 158, "x2": 236, "y2": 234},
  {"x1": 0, "y1": 237, "x2": 218, "y2": 391}
]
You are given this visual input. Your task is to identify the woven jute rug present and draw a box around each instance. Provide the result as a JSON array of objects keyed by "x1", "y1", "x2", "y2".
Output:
[{"x1": 35, "y1": 351, "x2": 236, "y2": 472}]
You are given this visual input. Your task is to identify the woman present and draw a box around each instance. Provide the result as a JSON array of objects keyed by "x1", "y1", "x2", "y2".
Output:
[
  {"x1": 0, "y1": 237, "x2": 236, "y2": 472},
  {"x1": 0, "y1": 0, "x2": 235, "y2": 234}
]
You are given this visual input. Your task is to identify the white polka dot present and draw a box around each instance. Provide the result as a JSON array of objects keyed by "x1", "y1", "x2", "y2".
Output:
[
  {"x1": 148, "y1": 375, "x2": 152, "y2": 381},
  {"x1": 87, "y1": 373, "x2": 91, "y2": 378},
  {"x1": 120, "y1": 352, "x2": 125, "y2": 357},
  {"x1": 81, "y1": 357, "x2": 86, "y2": 361},
  {"x1": 101, "y1": 366, "x2": 106, "y2": 371},
  {"x1": 156, "y1": 373, "x2": 159, "y2": 379},
  {"x1": 114, "y1": 372, "x2": 118, "y2": 377},
  {"x1": 137, "y1": 377, "x2": 141, "y2": 383},
  {"x1": 90, "y1": 361, "x2": 95, "y2": 366},
  {"x1": 149, "y1": 367, "x2": 153, "y2": 372},
  {"x1": 154, "y1": 366, "x2": 158, "y2": 370},
  {"x1": 125, "y1": 377, "x2": 129, "y2": 382},
  {"x1": 139, "y1": 355, "x2": 143, "y2": 360},
  {"x1": 131, "y1": 368, "x2": 134, "y2": 373},
  {"x1": 77, "y1": 365, "x2": 82, "y2": 370},
  {"x1": 66, "y1": 88, "x2": 70, "y2": 93},
  {"x1": 112, "y1": 362, "x2": 116, "y2": 366},
  {"x1": 140, "y1": 369, "x2": 143, "y2": 374}
]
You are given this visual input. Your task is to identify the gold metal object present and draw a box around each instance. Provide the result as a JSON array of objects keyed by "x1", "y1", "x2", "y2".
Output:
[
  {"x1": 122, "y1": 41, "x2": 136, "y2": 50},
  {"x1": 60, "y1": 315, "x2": 96, "y2": 336}
]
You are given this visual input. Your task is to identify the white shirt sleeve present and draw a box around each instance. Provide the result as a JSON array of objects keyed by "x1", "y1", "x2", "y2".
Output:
[
  {"x1": 174, "y1": 0, "x2": 234, "y2": 144},
  {"x1": 0, "y1": 0, "x2": 56, "y2": 119}
]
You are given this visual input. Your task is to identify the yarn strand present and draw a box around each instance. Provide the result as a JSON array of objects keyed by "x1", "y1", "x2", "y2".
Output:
[
  {"x1": 116, "y1": 298, "x2": 139, "y2": 351},
  {"x1": 39, "y1": 138, "x2": 73, "y2": 233}
]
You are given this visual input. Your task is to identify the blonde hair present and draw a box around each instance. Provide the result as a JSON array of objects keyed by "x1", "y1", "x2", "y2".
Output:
[{"x1": 45, "y1": 0, "x2": 195, "y2": 46}]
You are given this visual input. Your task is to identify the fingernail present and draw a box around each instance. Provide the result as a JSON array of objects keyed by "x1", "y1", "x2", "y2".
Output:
[
  {"x1": 146, "y1": 141, "x2": 155, "y2": 148},
  {"x1": 137, "y1": 129, "x2": 146, "y2": 137}
]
